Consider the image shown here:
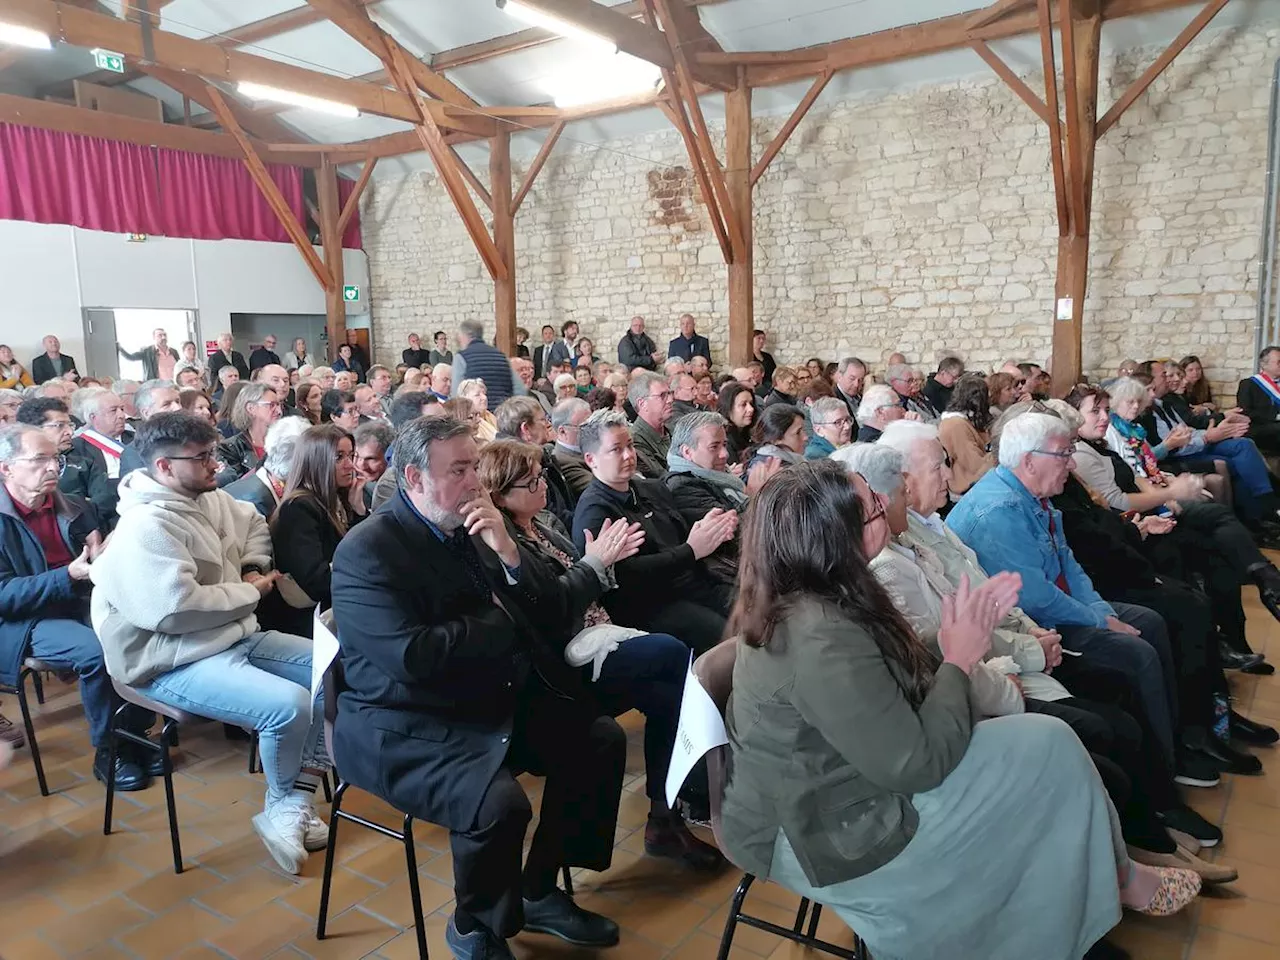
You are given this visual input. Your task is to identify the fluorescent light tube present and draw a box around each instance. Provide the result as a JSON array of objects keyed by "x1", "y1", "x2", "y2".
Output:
[
  {"x1": 498, "y1": 0, "x2": 616, "y2": 54},
  {"x1": 0, "y1": 23, "x2": 52, "y2": 50},
  {"x1": 237, "y1": 81, "x2": 360, "y2": 119},
  {"x1": 545, "y1": 52, "x2": 661, "y2": 108}
]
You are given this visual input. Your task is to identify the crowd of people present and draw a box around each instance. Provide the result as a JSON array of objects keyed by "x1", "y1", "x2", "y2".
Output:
[{"x1": 1, "y1": 317, "x2": 1279, "y2": 960}]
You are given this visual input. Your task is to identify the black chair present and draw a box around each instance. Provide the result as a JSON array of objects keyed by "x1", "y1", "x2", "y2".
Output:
[
  {"x1": 103, "y1": 678, "x2": 193, "y2": 875},
  {"x1": 315, "y1": 645, "x2": 575, "y2": 959},
  {"x1": 691, "y1": 640, "x2": 866, "y2": 960},
  {"x1": 0, "y1": 656, "x2": 53, "y2": 796}
]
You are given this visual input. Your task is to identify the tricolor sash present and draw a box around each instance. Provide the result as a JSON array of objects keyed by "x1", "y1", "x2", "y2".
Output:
[
  {"x1": 78, "y1": 429, "x2": 124, "y2": 478},
  {"x1": 1251, "y1": 374, "x2": 1280, "y2": 411}
]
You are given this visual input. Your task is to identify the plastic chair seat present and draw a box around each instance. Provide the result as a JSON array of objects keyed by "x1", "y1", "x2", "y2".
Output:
[{"x1": 110, "y1": 678, "x2": 200, "y2": 725}]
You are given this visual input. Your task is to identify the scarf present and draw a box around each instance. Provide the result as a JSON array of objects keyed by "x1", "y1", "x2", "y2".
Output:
[
  {"x1": 1108, "y1": 413, "x2": 1162, "y2": 482},
  {"x1": 666, "y1": 450, "x2": 748, "y2": 506},
  {"x1": 1252, "y1": 373, "x2": 1280, "y2": 409}
]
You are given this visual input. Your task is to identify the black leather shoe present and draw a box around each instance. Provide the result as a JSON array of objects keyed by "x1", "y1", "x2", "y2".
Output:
[
  {"x1": 1230, "y1": 710, "x2": 1279, "y2": 746},
  {"x1": 1197, "y1": 738, "x2": 1263, "y2": 776},
  {"x1": 1219, "y1": 643, "x2": 1266, "y2": 672},
  {"x1": 1157, "y1": 804, "x2": 1223, "y2": 847},
  {"x1": 93, "y1": 745, "x2": 152, "y2": 792},
  {"x1": 522, "y1": 888, "x2": 619, "y2": 947},
  {"x1": 1243, "y1": 659, "x2": 1275, "y2": 675},
  {"x1": 645, "y1": 815, "x2": 726, "y2": 871}
]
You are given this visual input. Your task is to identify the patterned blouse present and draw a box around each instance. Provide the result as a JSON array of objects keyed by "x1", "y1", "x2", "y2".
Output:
[{"x1": 528, "y1": 525, "x2": 612, "y2": 628}]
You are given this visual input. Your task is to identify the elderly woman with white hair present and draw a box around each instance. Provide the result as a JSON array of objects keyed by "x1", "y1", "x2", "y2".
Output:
[
  {"x1": 855, "y1": 383, "x2": 911, "y2": 443},
  {"x1": 457, "y1": 378, "x2": 498, "y2": 443},
  {"x1": 0, "y1": 388, "x2": 22, "y2": 424},
  {"x1": 877, "y1": 419, "x2": 1235, "y2": 875}
]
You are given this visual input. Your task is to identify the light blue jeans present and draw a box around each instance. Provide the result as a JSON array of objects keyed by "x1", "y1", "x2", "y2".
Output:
[{"x1": 135, "y1": 631, "x2": 325, "y2": 805}]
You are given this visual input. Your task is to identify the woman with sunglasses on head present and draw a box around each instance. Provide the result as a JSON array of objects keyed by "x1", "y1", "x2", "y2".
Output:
[
  {"x1": 479, "y1": 439, "x2": 724, "y2": 870},
  {"x1": 720, "y1": 460, "x2": 1199, "y2": 960},
  {"x1": 260, "y1": 425, "x2": 366, "y2": 638}
]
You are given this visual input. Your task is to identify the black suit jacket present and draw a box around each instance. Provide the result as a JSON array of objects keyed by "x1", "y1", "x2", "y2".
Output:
[
  {"x1": 68, "y1": 437, "x2": 120, "y2": 529},
  {"x1": 533, "y1": 344, "x2": 552, "y2": 381},
  {"x1": 329, "y1": 492, "x2": 571, "y2": 831},
  {"x1": 248, "y1": 347, "x2": 281, "y2": 372},
  {"x1": 1237, "y1": 377, "x2": 1280, "y2": 426},
  {"x1": 31, "y1": 354, "x2": 77, "y2": 384},
  {"x1": 208, "y1": 350, "x2": 250, "y2": 384}
]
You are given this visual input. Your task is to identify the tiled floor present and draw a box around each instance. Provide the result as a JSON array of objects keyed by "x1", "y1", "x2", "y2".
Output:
[{"x1": 1, "y1": 589, "x2": 1277, "y2": 960}]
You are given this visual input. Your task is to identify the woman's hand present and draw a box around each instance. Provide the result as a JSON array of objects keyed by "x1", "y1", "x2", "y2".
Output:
[
  {"x1": 687, "y1": 508, "x2": 738, "y2": 560},
  {"x1": 745, "y1": 456, "x2": 782, "y2": 495},
  {"x1": 938, "y1": 573, "x2": 1020, "y2": 675},
  {"x1": 1167, "y1": 473, "x2": 1203, "y2": 501},
  {"x1": 1163, "y1": 424, "x2": 1194, "y2": 451},
  {"x1": 347, "y1": 479, "x2": 368, "y2": 517},
  {"x1": 583, "y1": 517, "x2": 646, "y2": 566},
  {"x1": 1137, "y1": 515, "x2": 1176, "y2": 537}
]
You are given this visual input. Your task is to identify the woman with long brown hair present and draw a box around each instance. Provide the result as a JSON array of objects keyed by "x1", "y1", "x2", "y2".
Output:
[
  {"x1": 262, "y1": 424, "x2": 367, "y2": 637},
  {"x1": 939, "y1": 374, "x2": 996, "y2": 497},
  {"x1": 215, "y1": 380, "x2": 246, "y2": 438},
  {"x1": 178, "y1": 388, "x2": 215, "y2": 425},
  {"x1": 719, "y1": 461, "x2": 1199, "y2": 960},
  {"x1": 295, "y1": 381, "x2": 323, "y2": 425}
]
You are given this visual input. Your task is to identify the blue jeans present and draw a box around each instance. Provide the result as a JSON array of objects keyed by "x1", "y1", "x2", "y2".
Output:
[
  {"x1": 589, "y1": 632, "x2": 687, "y2": 807},
  {"x1": 135, "y1": 631, "x2": 324, "y2": 805},
  {"x1": 29, "y1": 619, "x2": 114, "y2": 748},
  {"x1": 1056, "y1": 602, "x2": 1176, "y2": 764},
  {"x1": 1177, "y1": 437, "x2": 1273, "y2": 519}
]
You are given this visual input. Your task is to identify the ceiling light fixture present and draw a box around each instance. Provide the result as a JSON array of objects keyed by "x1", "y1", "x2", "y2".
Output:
[
  {"x1": 0, "y1": 22, "x2": 53, "y2": 50},
  {"x1": 497, "y1": 0, "x2": 616, "y2": 54},
  {"x1": 544, "y1": 52, "x2": 661, "y2": 109},
  {"x1": 237, "y1": 81, "x2": 360, "y2": 119}
]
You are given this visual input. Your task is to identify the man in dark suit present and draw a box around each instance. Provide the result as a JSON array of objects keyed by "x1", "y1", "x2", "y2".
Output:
[
  {"x1": 1238, "y1": 345, "x2": 1280, "y2": 454},
  {"x1": 31, "y1": 335, "x2": 78, "y2": 384},
  {"x1": 248, "y1": 335, "x2": 281, "y2": 372},
  {"x1": 331, "y1": 416, "x2": 624, "y2": 959},
  {"x1": 532, "y1": 325, "x2": 556, "y2": 382},
  {"x1": 667, "y1": 314, "x2": 711, "y2": 363},
  {"x1": 206, "y1": 332, "x2": 250, "y2": 385}
]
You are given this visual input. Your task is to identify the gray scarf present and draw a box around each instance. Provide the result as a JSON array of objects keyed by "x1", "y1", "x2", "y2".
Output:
[{"x1": 666, "y1": 450, "x2": 748, "y2": 506}]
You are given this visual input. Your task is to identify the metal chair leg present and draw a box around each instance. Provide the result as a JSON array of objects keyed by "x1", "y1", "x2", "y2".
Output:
[
  {"x1": 103, "y1": 704, "x2": 125, "y2": 835},
  {"x1": 321, "y1": 771, "x2": 332, "y2": 804},
  {"x1": 561, "y1": 865, "x2": 574, "y2": 898},
  {"x1": 717, "y1": 873, "x2": 756, "y2": 960},
  {"x1": 248, "y1": 732, "x2": 260, "y2": 775},
  {"x1": 316, "y1": 781, "x2": 348, "y2": 940},
  {"x1": 806, "y1": 902, "x2": 823, "y2": 939},
  {"x1": 402, "y1": 815, "x2": 429, "y2": 960},
  {"x1": 160, "y1": 719, "x2": 183, "y2": 874},
  {"x1": 793, "y1": 897, "x2": 811, "y2": 934},
  {"x1": 17, "y1": 669, "x2": 47, "y2": 797},
  {"x1": 31, "y1": 670, "x2": 44, "y2": 705}
]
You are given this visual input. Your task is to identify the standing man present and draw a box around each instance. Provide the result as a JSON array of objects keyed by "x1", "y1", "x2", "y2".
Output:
[
  {"x1": 532, "y1": 325, "x2": 556, "y2": 382},
  {"x1": 751, "y1": 330, "x2": 776, "y2": 386},
  {"x1": 117, "y1": 328, "x2": 179, "y2": 382},
  {"x1": 667, "y1": 314, "x2": 711, "y2": 364},
  {"x1": 451, "y1": 320, "x2": 522, "y2": 411},
  {"x1": 617, "y1": 316, "x2": 663, "y2": 372},
  {"x1": 833, "y1": 357, "x2": 867, "y2": 421},
  {"x1": 403, "y1": 334, "x2": 432, "y2": 370},
  {"x1": 249, "y1": 335, "x2": 281, "y2": 372},
  {"x1": 546, "y1": 321, "x2": 580, "y2": 369},
  {"x1": 207, "y1": 333, "x2": 250, "y2": 385},
  {"x1": 31, "y1": 335, "x2": 78, "y2": 384},
  {"x1": 629, "y1": 372, "x2": 674, "y2": 480},
  {"x1": 923, "y1": 357, "x2": 965, "y2": 413},
  {"x1": 331, "y1": 416, "x2": 625, "y2": 957}
]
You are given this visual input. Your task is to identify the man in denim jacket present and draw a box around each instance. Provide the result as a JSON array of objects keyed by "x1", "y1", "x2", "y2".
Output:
[{"x1": 947, "y1": 412, "x2": 1179, "y2": 767}]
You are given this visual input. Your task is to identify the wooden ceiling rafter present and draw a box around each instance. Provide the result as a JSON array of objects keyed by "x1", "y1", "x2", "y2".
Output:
[
  {"x1": 336, "y1": 155, "x2": 377, "y2": 237},
  {"x1": 137, "y1": 63, "x2": 307, "y2": 143},
  {"x1": 511, "y1": 120, "x2": 565, "y2": 214},
  {"x1": 968, "y1": 40, "x2": 1052, "y2": 123},
  {"x1": 748, "y1": 69, "x2": 832, "y2": 186}
]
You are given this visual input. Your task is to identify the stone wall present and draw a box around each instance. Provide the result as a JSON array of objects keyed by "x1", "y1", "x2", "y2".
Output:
[{"x1": 363, "y1": 22, "x2": 1280, "y2": 399}]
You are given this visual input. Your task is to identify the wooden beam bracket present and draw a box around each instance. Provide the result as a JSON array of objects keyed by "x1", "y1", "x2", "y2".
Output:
[
  {"x1": 749, "y1": 70, "x2": 832, "y2": 186},
  {"x1": 512, "y1": 121, "x2": 565, "y2": 215},
  {"x1": 969, "y1": 40, "x2": 1052, "y2": 123},
  {"x1": 448, "y1": 146, "x2": 494, "y2": 211},
  {"x1": 336, "y1": 157, "x2": 377, "y2": 239}
]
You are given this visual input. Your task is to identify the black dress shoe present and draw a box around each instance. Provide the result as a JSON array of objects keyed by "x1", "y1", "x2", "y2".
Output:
[
  {"x1": 92, "y1": 746, "x2": 152, "y2": 792},
  {"x1": 1196, "y1": 738, "x2": 1263, "y2": 776},
  {"x1": 1219, "y1": 644, "x2": 1266, "y2": 672},
  {"x1": 1230, "y1": 710, "x2": 1279, "y2": 746},
  {"x1": 522, "y1": 888, "x2": 620, "y2": 947},
  {"x1": 1243, "y1": 659, "x2": 1276, "y2": 675},
  {"x1": 1157, "y1": 805, "x2": 1222, "y2": 847}
]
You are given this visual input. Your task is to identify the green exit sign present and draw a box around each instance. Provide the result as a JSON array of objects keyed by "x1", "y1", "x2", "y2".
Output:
[
  {"x1": 92, "y1": 48, "x2": 125, "y2": 73},
  {"x1": 342, "y1": 284, "x2": 360, "y2": 303}
]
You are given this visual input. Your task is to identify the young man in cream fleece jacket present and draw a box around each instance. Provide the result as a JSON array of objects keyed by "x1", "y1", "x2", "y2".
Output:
[{"x1": 90, "y1": 412, "x2": 328, "y2": 875}]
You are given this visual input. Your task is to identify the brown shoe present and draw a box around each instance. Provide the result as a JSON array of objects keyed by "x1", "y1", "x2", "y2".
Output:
[
  {"x1": 0, "y1": 711, "x2": 25, "y2": 749},
  {"x1": 644, "y1": 814, "x2": 726, "y2": 871},
  {"x1": 1127, "y1": 843, "x2": 1237, "y2": 885}
]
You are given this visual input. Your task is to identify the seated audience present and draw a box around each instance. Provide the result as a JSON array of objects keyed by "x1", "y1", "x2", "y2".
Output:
[
  {"x1": 400, "y1": 367, "x2": 424, "y2": 392},
  {"x1": 334, "y1": 370, "x2": 358, "y2": 394},
  {"x1": 585, "y1": 386, "x2": 616, "y2": 413},
  {"x1": 71, "y1": 387, "x2": 131, "y2": 527},
  {"x1": 574, "y1": 366, "x2": 593, "y2": 396},
  {"x1": 946, "y1": 412, "x2": 1180, "y2": 768},
  {"x1": 0, "y1": 423, "x2": 157, "y2": 790},
  {"x1": 1235, "y1": 345, "x2": 1280, "y2": 453},
  {"x1": 0, "y1": 344, "x2": 33, "y2": 389},
  {"x1": 369, "y1": 391, "x2": 444, "y2": 511},
  {"x1": 1019, "y1": 362, "x2": 1052, "y2": 400},
  {"x1": 311, "y1": 366, "x2": 337, "y2": 392},
  {"x1": 17, "y1": 398, "x2": 109, "y2": 515},
  {"x1": 886, "y1": 363, "x2": 939, "y2": 422},
  {"x1": 806, "y1": 357, "x2": 826, "y2": 380},
  {"x1": 922, "y1": 356, "x2": 964, "y2": 413},
  {"x1": 876, "y1": 419, "x2": 1231, "y2": 869},
  {"x1": 175, "y1": 367, "x2": 204, "y2": 390},
  {"x1": 216, "y1": 381, "x2": 247, "y2": 437},
  {"x1": 118, "y1": 379, "x2": 182, "y2": 476},
  {"x1": 430, "y1": 362, "x2": 452, "y2": 400},
  {"x1": 0, "y1": 389, "x2": 21, "y2": 423},
  {"x1": 804, "y1": 396, "x2": 854, "y2": 459},
  {"x1": 669, "y1": 372, "x2": 698, "y2": 420},
  {"x1": 331, "y1": 416, "x2": 626, "y2": 957},
  {"x1": 320, "y1": 389, "x2": 360, "y2": 433},
  {"x1": 1179, "y1": 355, "x2": 1215, "y2": 412},
  {"x1": 353, "y1": 421, "x2": 392, "y2": 486},
  {"x1": 938, "y1": 374, "x2": 996, "y2": 497},
  {"x1": 215, "y1": 382, "x2": 283, "y2": 487},
  {"x1": 628, "y1": 372, "x2": 674, "y2": 480},
  {"x1": 717, "y1": 381, "x2": 756, "y2": 465},
  {"x1": 693, "y1": 372, "x2": 716, "y2": 410},
  {"x1": 225, "y1": 416, "x2": 309, "y2": 518},
  {"x1": 480, "y1": 440, "x2": 722, "y2": 870},
  {"x1": 749, "y1": 403, "x2": 807, "y2": 462},
  {"x1": 761, "y1": 366, "x2": 799, "y2": 408},
  {"x1": 830, "y1": 357, "x2": 866, "y2": 420},
  {"x1": 856, "y1": 383, "x2": 909, "y2": 442},
  {"x1": 572, "y1": 410, "x2": 736, "y2": 651},
  {"x1": 90, "y1": 412, "x2": 328, "y2": 874},
  {"x1": 494, "y1": 396, "x2": 575, "y2": 528},
  {"x1": 295, "y1": 381, "x2": 322, "y2": 424},
  {"x1": 261, "y1": 425, "x2": 366, "y2": 638},
  {"x1": 179, "y1": 388, "x2": 214, "y2": 425},
  {"x1": 212, "y1": 363, "x2": 241, "y2": 406},
  {"x1": 553, "y1": 373, "x2": 577, "y2": 402},
  {"x1": 986, "y1": 371, "x2": 1021, "y2": 413},
  {"x1": 551, "y1": 398, "x2": 593, "y2": 497},
  {"x1": 720, "y1": 460, "x2": 1200, "y2": 960}
]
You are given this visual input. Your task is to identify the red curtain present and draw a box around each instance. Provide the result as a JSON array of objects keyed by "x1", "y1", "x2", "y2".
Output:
[
  {"x1": 155, "y1": 148, "x2": 305, "y2": 243},
  {"x1": 337, "y1": 175, "x2": 363, "y2": 249},
  {"x1": 0, "y1": 123, "x2": 163, "y2": 234}
]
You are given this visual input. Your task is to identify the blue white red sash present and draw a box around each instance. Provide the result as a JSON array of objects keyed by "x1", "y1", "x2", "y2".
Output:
[
  {"x1": 78, "y1": 428, "x2": 124, "y2": 478},
  {"x1": 1251, "y1": 374, "x2": 1280, "y2": 410}
]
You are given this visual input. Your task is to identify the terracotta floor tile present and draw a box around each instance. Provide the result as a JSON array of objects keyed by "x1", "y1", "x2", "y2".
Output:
[
  {"x1": 1106, "y1": 922, "x2": 1188, "y2": 960},
  {"x1": 370, "y1": 913, "x2": 451, "y2": 960},
  {"x1": 355, "y1": 874, "x2": 455, "y2": 928},
  {"x1": 117, "y1": 900, "x2": 232, "y2": 960},
  {"x1": 1188, "y1": 927, "x2": 1280, "y2": 960},
  {"x1": 1197, "y1": 891, "x2": 1280, "y2": 946},
  {"x1": 197, "y1": 865, "x2": 304, "y2": 918},
  {"x1": 38, "y1": 896, "x2": 151, "y2": 955},
  {"x1": 287, "y1": 906, "x2": 399, "y2": 960},
  {"x1": 0, "y1": 934, "x2": 64, "y2": 960},
  {"x1": 669, "y1": 929, "x2": 758, "y2": 960},
  {"x1": 207, "y1": 900, "x2": 313, "y2": 960},
  {"x1": 49, "y1": 855, "x2": 150, "y2": 911},
  {"x1": 124, "y1": 866, "x2": 227, "y2": 914}
]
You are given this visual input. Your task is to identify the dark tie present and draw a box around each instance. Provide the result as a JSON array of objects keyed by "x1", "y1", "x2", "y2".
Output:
[
  {"x1": 1152, "y1": 401, "x2": 1175, "y2": 430},
  {"x1": 446, "y1": 529, "x2": 489, "y2": 598}
]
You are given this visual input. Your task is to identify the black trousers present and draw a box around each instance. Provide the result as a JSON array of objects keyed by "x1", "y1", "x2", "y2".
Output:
[
  {"x1": 642, "y1": 599, "x2": 727, "y2": 654},
  {"x1": 450, "y1": 693, "x2": 626, "y2": 939}
]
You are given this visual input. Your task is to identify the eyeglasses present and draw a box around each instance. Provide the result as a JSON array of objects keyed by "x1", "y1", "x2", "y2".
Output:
[
  {"x1": 854, "y1": 473, "x2": 887, "y2": 522},
  {"x1": 167, "y1": 450, "x2": 219, "y2": 465},
  {"x1": 11, "y1": 455, "x2": 58, "y2": 468},
  {"x1": 512, "y1": 473, "x2": 545, "y2": 493},
  {"x1": 40, "y1": 420, "x2": 72, "y2": 431},
  {"x1": 1030, "y1": 449, "x2": 1073, "y2": 461},
  {"x1": 815, "y1": 417, "x2": 853, "y2": 428},
  {"x1": 252, "y1": 400, "x2": 283, "y2": 410},
  {"x1": 335, "y1": 451, "x2": 354, "y2": 463}
]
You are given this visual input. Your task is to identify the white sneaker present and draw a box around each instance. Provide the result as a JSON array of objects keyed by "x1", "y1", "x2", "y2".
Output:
[
  {"x1": 293, "y1": 792, "x2": 330, "y2": 852},
  {"x1": 252, "y1": 799, "x2": 308, "y2": 875}
]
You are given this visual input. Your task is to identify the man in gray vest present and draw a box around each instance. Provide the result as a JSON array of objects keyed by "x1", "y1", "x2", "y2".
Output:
[{"x1": 449, "y1": 320, "x2": 523, "y2": 412}]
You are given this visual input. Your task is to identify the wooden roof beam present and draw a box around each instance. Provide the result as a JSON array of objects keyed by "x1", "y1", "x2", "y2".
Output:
[
  {"x1": 749, "y1": 71, "x2": 832, "y2": 186},
  {"x1": 511, "y1": 121, "x2": 565, "y2": 214},
  {"x1": 970, "y1": 40, "x2": 1051, "y2": 123},
  {"x1": 500, "y1": 0, "x2": 674, "y2": 69},
  {"x1": 138, "y1": 64, "x2": 308, "y2": 143}
]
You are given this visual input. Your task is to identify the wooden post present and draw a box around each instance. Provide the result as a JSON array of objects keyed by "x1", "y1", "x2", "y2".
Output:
[
  {"x1": 490, "y1": 128, "x2": 517, "y2": 356},
  {"x1": 317, "y1": 158, "x2": 347, "y2": 360},
  {"x1": 725, "y1": 81, "x2": 753, "y2": 367},
  {"x1": 1050, "y1": 1, "x2": 1101, "y2": 396}
]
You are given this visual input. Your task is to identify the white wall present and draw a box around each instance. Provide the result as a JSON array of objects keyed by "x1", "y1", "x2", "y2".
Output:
[{"x1": 0, "y1": 219, "x2": 369, "y2": 369}]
